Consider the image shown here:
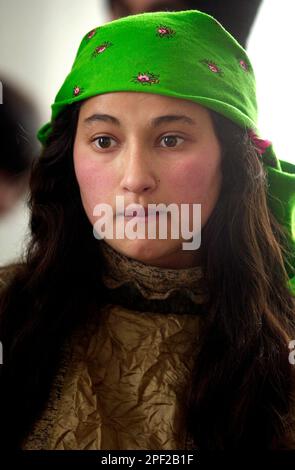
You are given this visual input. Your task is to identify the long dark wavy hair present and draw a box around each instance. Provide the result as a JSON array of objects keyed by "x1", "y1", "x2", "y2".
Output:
[{"x1": 0, "y1": 100, "x2": 294, "y2": 450}]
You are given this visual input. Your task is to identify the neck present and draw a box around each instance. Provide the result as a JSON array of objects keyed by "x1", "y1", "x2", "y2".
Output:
[{"x1": 98, "y1": 241, "x2": 208, "y2": 315}]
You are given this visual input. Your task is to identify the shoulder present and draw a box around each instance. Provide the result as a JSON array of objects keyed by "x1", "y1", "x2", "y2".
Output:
[{"x1": 0, "y1": 262, "x2": 23, "y2": 293}]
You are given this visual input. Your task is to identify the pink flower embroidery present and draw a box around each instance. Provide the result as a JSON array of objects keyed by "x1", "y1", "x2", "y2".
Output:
[
  {"x1": 239, "y1": 59, "x2": 249, "y2": 71},
  {"x1": 200, "y1": 59, "x2": 223, "y2": 76},
  {"x1": 247, "y1": 129, "x2": 272, "y2": 155},
  {"x1": 87, "y1": 29, "x2": 97, "y2": 40},
  {"x1": 73, "y1": 85, "x2": 83, "y2": 97},
  {"x1": 92, "y1": 41, "x2": 113, "y2": 57},
  {"x1": 156, "y1": 24, "x2": 176, "y2": 38},
  {"x1": 131, "y1": 72, "x2": 160, "y2": 85}
]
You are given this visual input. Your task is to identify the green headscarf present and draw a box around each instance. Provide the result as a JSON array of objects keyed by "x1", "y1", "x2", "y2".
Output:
[{"x1": 37, "y1": 9, "x2": 295, "y2": 293}]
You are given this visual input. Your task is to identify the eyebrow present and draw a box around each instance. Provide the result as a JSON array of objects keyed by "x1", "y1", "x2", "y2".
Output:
[{"x1": 83, "y1": 113, "x2": 197, "y2": 128}]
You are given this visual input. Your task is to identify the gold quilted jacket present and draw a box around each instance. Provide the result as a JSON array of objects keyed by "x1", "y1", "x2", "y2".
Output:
[{"x1": 13, "y1": 241, "x2": 207, "y2": 450}]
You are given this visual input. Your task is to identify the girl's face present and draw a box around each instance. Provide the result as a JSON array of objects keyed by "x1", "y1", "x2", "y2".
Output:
[{"x1": 73, "y1": 92, "x2": 222, "y2": 268}]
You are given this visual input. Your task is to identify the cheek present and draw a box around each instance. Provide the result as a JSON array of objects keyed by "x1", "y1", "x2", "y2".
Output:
[
  {"x1": 73, "y1": 147, "x2": 116, "y2": 212},
  {"x1": 166, "y1": 153, "x2": 222, "y2": 228},
  {"x1": 167, "y1": 156, "x2": 221, "y2": 203}
]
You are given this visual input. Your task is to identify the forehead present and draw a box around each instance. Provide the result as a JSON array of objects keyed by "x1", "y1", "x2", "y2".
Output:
[{"x1": 79, "y1": 92, "x2": 209, "y2": 119}]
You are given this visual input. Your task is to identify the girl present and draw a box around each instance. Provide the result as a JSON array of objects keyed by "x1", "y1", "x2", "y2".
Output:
[{"x1": 0, "y1": 9, "x2": 295, "y2": 451}]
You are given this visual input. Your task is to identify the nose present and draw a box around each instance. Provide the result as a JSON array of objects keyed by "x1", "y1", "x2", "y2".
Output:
[{"x1": 120, "y1": 145, "x2": 158, "y2": 194}]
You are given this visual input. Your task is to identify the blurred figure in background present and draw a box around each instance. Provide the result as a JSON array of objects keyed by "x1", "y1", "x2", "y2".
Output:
[
  {"x1": 107, "y1": 0, "x2": 263, "y2": 47},
  {"x1": 0, "y1": 78, "x2": 39, "y2": 218}
]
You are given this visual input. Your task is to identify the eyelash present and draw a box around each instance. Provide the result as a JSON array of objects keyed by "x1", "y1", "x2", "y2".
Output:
[{"x1": 90, "y1": 134, "x2": 185, "y2": 150}]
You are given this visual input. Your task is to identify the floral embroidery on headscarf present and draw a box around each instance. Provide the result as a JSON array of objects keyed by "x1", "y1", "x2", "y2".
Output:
[
  {"x1": 131, "y1": 72, "x2": 160, "y2": 85},
  {"x1": 239, "y1": 59, "x2": 249, "y2": 72},
  {"x1": 73, "y1": 85, "x2": 84, "y2": 97},
  {"x1": 86, "y1": 29, "x2": 97, "y2": 40},
  {"x1": 200, "y1": 59, "x2": 223, "y2": 76},
  {"x1": 156, "y1": 24, "x2": 176, "y2": 38},
  {"x1": 92, "y1": 41, "x2": 113, "y2": 57}
]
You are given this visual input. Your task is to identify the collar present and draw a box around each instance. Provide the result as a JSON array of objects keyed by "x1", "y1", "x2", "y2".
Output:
[{"x1": 99, "y1": 241, "x2": 208, "y2": 314}]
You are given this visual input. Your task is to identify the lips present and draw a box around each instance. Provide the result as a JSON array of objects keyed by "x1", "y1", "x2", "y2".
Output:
[
  {"x1": 124, "y1": 206, "x2": 150, "y2": 217},
  {"x1": 115, "y1": 202, "x2": 165, "y2": 217}
]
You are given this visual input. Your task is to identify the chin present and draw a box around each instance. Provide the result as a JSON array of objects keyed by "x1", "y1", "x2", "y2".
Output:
[{"x1": 106, "y1": 238, "x2": 178, "y2": 266}]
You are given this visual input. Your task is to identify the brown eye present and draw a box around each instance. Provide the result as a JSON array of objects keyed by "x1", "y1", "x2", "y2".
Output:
[
  {"x1": 93, "y1": 136, "x2": 115, "y2": 149},
  {"x1": 161, "y1": 135, "x2": 184, "y2": 148}
]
